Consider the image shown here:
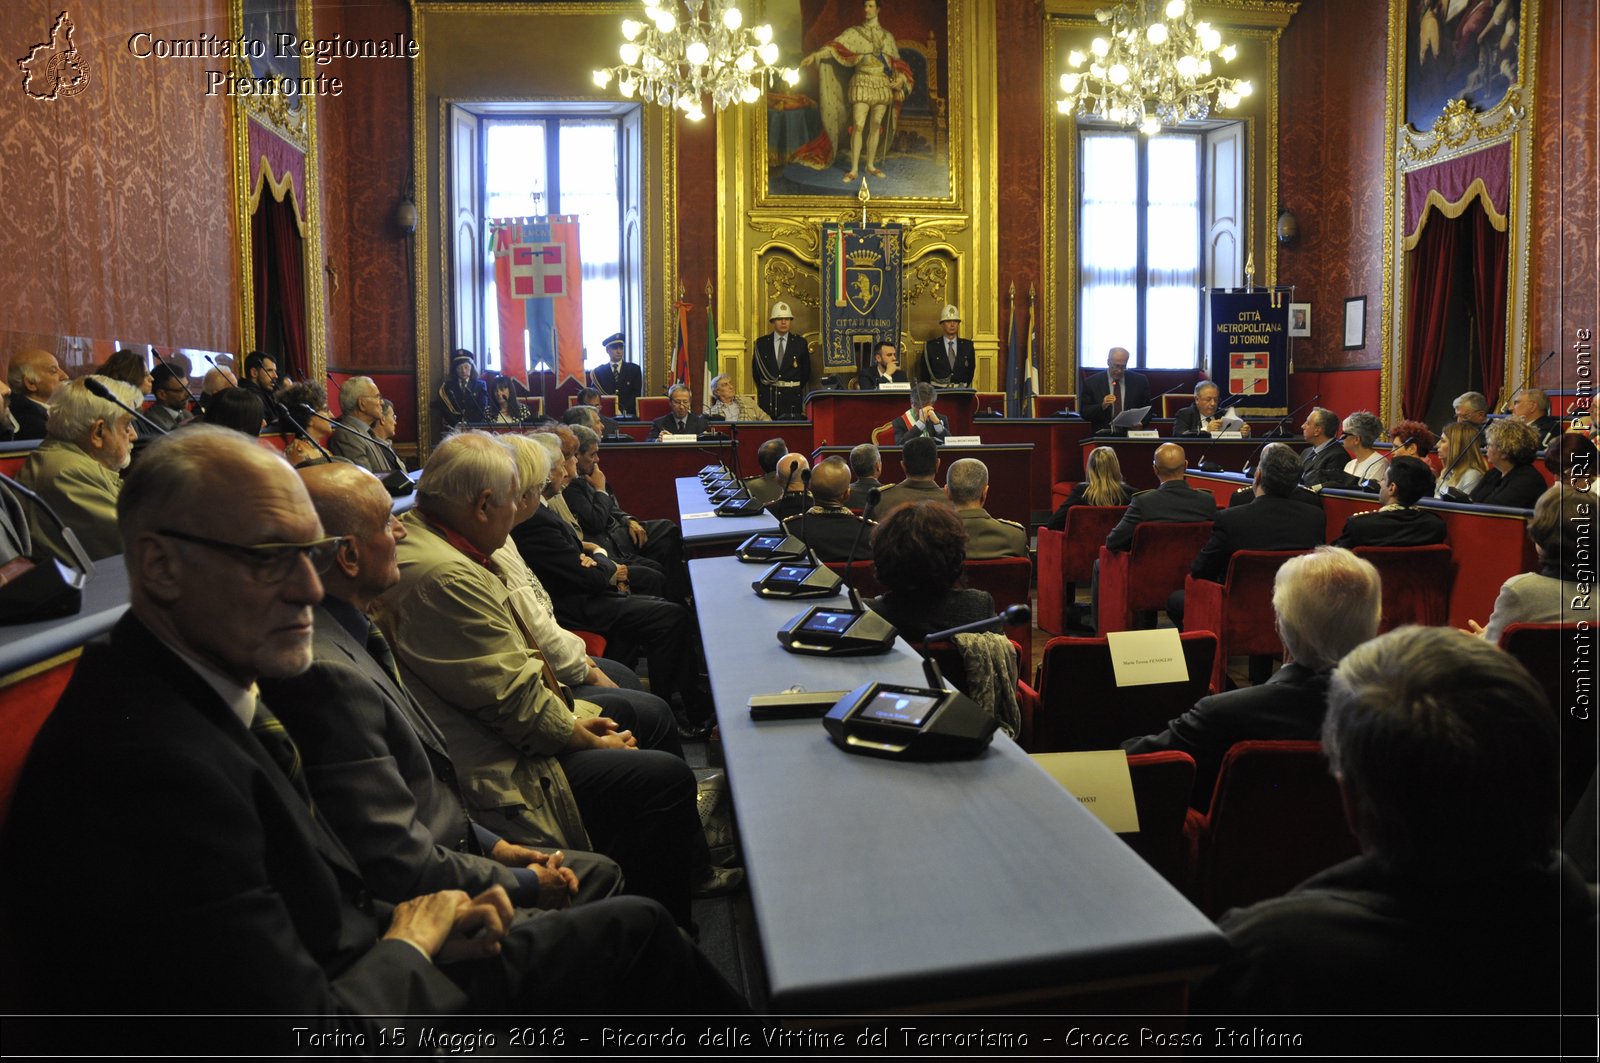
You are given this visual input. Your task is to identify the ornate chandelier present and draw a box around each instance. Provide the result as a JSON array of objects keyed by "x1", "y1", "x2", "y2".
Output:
[
  {"x1": 592, "y1": 0, "x2": 799, "y2": 122},
  {"x1": 1057, "y1": 0, "x2": 1252, "y2": 133}
]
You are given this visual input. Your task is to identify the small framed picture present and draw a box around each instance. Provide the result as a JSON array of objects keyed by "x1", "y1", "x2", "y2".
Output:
[
  {"x1": 1288, "y1": 302, "x2": 1311, "y2": 338},
  {"x1": 1343, "y1": 296, "x2": 1367, "y2": 350}
]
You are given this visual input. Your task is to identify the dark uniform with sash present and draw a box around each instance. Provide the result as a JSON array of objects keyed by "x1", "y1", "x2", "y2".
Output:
[{"x1": 1332, "y1": 503, "x2": 1448, "y2": 548}]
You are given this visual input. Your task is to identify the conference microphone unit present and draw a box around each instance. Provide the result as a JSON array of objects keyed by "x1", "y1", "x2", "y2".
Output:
[
  {"x1": 0, "y1": 474, "x2": 95, "y2": 625},
  {"x1": 304, "y1": 409, "x2": 415, "y2": 497},
  {"x1": 83, "y1": 377, "x2": 168, "y2": 436},
  {"x1": 775, "y1": 492, "x2": 896, "y2": 657}
]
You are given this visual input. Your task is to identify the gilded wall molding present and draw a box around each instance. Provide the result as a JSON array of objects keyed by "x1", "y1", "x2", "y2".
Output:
[{"x1": 1383, "y1": 0, "x2": 1539, "y2": 425}]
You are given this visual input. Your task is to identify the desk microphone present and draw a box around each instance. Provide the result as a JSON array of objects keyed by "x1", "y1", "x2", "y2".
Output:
[
  {"x1": 918, "y1": 604, "x2": 1032, "y2": 686},
  {"x1": 83, "y1": 377, "x2": 168, "y2": 435},
  {"x1": 775, "y1": 495, "x2": 895, "y2": 657}
]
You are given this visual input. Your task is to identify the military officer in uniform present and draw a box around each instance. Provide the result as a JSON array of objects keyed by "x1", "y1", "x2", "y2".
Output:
[
  {"x1": 780, "y1": 456, "x2": 875, "y2": 562},
  {"x1": 1332, "y1": 456, "x2": 1448, "y2": 548},
  {"x1": 752, "y1": 302, "x2": 810, "y2": 420},
  {"x1": 945, "y1": 458, "x2": 1027, "y2": 559},
  {"x1": 592, "y1": 333, "x2": 643, "y2": 417},
  {"x1": 874, "y1": 436, "x2": 949, "y2": 517},
  {"x1": 921, "y1": 304, "x2": 976, "y2": 388}
]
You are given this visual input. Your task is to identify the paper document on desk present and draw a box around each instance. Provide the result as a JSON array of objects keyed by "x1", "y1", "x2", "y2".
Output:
[
  {"x1": 1106, "y1": 628, "x2": 1189, "y2": 687},
  {"x1": 1031, "y1": 750, "x2": 1140, "y2": 833}
]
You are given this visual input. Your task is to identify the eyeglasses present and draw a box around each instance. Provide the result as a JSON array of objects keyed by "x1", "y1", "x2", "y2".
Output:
[{"x1": 156, "y1": 528, "x2": 341, "y2": 584}]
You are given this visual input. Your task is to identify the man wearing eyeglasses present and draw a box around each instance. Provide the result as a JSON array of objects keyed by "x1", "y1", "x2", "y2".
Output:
[
  {"x1": 146, "y1": 363, "x2": 194, "y2": 432},
  {"x1": 330, "y1": 376, "x2": 405, "y2": 475},
  {"x1": 646, "y1": 384, "x2": 709, "y2": 440},
  {"x1": 0, "y1": 427, "x2": 740, "y2": 1033}
]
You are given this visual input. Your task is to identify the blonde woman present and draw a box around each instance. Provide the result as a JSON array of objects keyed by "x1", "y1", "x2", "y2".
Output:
[
  {"x1": 1046, "y1": 445, "x2": 1133, "y2": 530},
  {"x1": 1434, "y1": 421, "x2": 1488, "y2": 499}
]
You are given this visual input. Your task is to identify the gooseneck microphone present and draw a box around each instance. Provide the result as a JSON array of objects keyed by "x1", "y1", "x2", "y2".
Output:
[
  {"x1": 1499, "y1": 350, "x2": 1556, "y2": 413},
  {"x1": 83, "y1": 377, "x2": 168, "y2": 435},
  {"x1": 918, "y1": 605, "x2": 1032, "y2": 688},
  {"x1": 149, "y1": 349, "x2": 200, "y2": 408},
  {"x1": 281, "y1": 402, "x2": 336, "y2": 463},
  {"x1": 1267, "y1": 392, "x2": 1320, "y2": 439}
]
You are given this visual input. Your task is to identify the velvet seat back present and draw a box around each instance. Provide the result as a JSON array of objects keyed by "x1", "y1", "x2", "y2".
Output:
[
  {"x1": 1352, "y1": 544, "x2": 1454, "y2": 630},
  {"x1": 1036, "y1": 505, "x2": 1126, "y2": 633},
  {"x1": 1096, "y1": 520, "x2": 1213, "y2": 633},
  {"x1": 1030, "y1": 632, "x2": 1217, "y2": 753}
]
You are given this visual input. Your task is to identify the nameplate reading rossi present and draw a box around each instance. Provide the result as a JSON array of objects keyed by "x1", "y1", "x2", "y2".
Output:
[
  {"x1": 1106, "y1": 627, "x2": 1189, "y2": 687},
  {"x1": 1031, "y1": 750, "x2": 1140, "y2": 834}
]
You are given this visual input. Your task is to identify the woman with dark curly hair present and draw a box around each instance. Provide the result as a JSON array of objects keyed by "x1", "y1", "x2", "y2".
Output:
[
  {"x1": 1470, "y1": 417, "x2": 1546, "y2": 508},
  {"x1": 487, "y1": 375, "x2": 532, "y2": 424},
  {"x1": 866, "y1": 499, "x2": 994, "y2": 641},
  {"x1": 1386, "y1": 419, "x2": 1436, "y2": 461}
]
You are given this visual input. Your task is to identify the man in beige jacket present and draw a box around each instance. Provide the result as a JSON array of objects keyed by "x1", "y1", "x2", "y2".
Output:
[{"x1": 18, "y1": 374, "x2": 140, "y2": 560}]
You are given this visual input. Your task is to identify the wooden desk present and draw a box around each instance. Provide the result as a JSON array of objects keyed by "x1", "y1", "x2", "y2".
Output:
[
  {"x1": 806, "y1": 389, "x2": 976, "y2": 449},
  {"x1": 580, "y1": 438, "x2": 734, "y2": 522},
  {"x1": 1184, "y1": 470, "x2": 1538, "y2": 627},
  {"x1": 811, "y1": 443, "x2": 1034, "y2": 526},
  {"x1": 970, "y1": 417, "x2": 1094, "y2": 517},
  {"x1": 1087, "y1": 437, "x2": 1302, "y2": 490},
  {"x1": 689, "y1": 555, "x2": 1225, "y2": 1012}
]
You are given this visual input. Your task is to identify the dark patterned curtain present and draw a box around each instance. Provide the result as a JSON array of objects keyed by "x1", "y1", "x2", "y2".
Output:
[
  {"x1": 251, "y1": 194, "x2": 308, "y2": 382},
  {"x1": 1470, "y1": 205, "x2": 1508, "y2": 408},
  {"x1": 1402, "y1": 213, "x2": 1460, "y2": 422}
]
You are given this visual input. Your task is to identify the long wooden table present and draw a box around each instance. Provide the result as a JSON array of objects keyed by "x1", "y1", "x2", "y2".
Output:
[{"x1": 689, "y1": 555, "x2": 1226, "y2": 1012}]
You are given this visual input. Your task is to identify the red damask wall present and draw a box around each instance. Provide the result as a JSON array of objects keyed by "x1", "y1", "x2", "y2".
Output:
[
  {"x1": 995, "y1": 0, "x2": 1045, "y2": 347},
  {"x1": 1276, "y1": 0, "x2": 1388, "y2": 399},
  {"x1": 0, "y1": 0, "x2": 237, "y2": 366},
  {"x1": 1528, "y1": 0, "x2": 1597, "y2": 403},
  {"x1": 316, "y1": 0, "x2": 416, "y2": 373}
]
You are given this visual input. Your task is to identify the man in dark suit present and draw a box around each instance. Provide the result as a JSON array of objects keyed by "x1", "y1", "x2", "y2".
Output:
[
  {"x1": 1510, "y1": 388, "x2": 1562, "y2": 448},
  {"x1": 1298, "y1": 406, "x2": 1348, "y2": 487},
  {"x1": 1080, "y1": 346, "x2": 1152, "y2": 433},
  {"x1": 240, "y1": 349, "x2": 280, "y2": 422},
  {"x1": 1104, "y1": 443, "x2": 1217, "y2": 552},
  {"x1": 1170, "y1": 443, "x2": 1326, "y2": 631},
  {"x1": 647, "y1": 383, "x2": 710, "y2": 439},
  {"x1": 1333, "y1": 456, "x2": 1448, "y2": 548},
  {"x1": 781, "y1": 456, "x2": 874, "y2": 562},
  {"x1": 330, "y1": 375, "x2": 405, "y2": 475},
  {"x1": 766, "y1": 452, "x2": 812, "y2": 523},
  {"x1": 1173, "y1": 381, "x2": 1248, "y2": 437},
  {"x1": 591, "y1": 333, "x2": 642, "y2": 417},
  {"x1": 892, "y1": 382, "x2": 949, "y2": 445},
  {"x1": 752, "y1": 300, "x2": 810, "y2": 420},
  {"x1": 920, "y1": 304, "x2": 975, "y2": 387},
  {"x1": 0, "y1": 427, "x2": 738, "y2": 1037},
  {"x1": 1125, "y1": 547, "x2": 1381, "y2": 810},
  {"x1": 6, "y1": 348, "x2": 68, "y2": 441},
  {"x1": 858, "y1": 340, "x2": 909, "y2": 389},
  {"x1": 565, "y1": 423, "x2": 685, "y2": 602},
  {"x1": 573, "y1": 386, "x2": 621, "y2": 435},
  {"x1": 262, "y1": 463, "x2": 623, "y2": 910}
]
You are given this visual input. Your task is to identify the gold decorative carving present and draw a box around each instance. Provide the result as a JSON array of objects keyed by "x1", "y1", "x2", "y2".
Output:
[
  {"x1": 749, "y1": 217, "x2": 820, "y2": 255},
  {"x1": 903, "y1": 258, "x2": 951, "y2": 304},
  {"x1": 1399, "y1": 94, "x2": 1523, "y2": 167},
  {"x1": 762, "y1": 258, "x2": 822, "y2": 311}
]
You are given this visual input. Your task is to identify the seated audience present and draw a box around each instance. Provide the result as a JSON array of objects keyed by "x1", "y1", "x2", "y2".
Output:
[
  {"x1": 0, "y1": 373, "x2": 16, "y2": 442},
  {"x1": 1433, "y1": 420, "x2": 1489, "y2": 498},
  {"x1": 278, "y1": 381, "x2": 340, "y2": 468},
  {"x1": 1047, "y1": 445, "x2": 1132, "y2": 530},
  {"x1": 1192, "y1": 625, "x2": 1593, "y2": 1014},
  {"x1": 147, "y1": 363, "x2": 194, "y2": 432},
  {"x1": 18, "y1": 375, "x2": 140, "y2": 560},
  {"x1": 197, "y1": 363, "x2": 238, "y2": 418},
  {"x1": 239, "y1": 350, "x2": 279, "y2": 421},
  {"x1": 99, "y1": 349, "x2": 157, "y2": 434},
  {"x1": 1338, "y1": 410, "x2": 1388, "y2": 484},
  {"x1": 0, "y1": 426, "x2": 743, "y2": 1022},
  {"x1": 743, "y1": 437, "x2": 789, "y2": 503},
  {"x1": 1298, "y1": 406, "x2": 1348, "y2": 487},
  {"x1": 875, "y1": 435, "x2": 948, "y2": 516},
  {"x1": 766, "y1": 452, "x2": 811, "y2": 523},
  {"x1": 1452, "y1": 389, "x2": 1490, "y2": 427},
  {"x1": 858, "y1": 341, "x2": 908, "y2": 389},
  {"x1": 705, "y1": 373, "x2": 770, "y2": 422},
  {"x1": 893, "y1": 381, "x2": 948, "y2": 445},
  {"x1": 780, "y1": 455, "x2": 874, "y2": 562},
  {"x1": 1103, "y1": 442, "x2": 1215, "y2": 552},
  {"x1": 331, "y1": 376, "x2": 405, "y2": 475},
  {"x1": 647, "y1": 383, "x2": 709, "y2": 439},
  {"x1": 1125, "y1": 547, "x2": 1381, "y2": 810},
  {"x1": 1385, "y1": 418, "x2": 1435, "y2": 460},
  {"x1": 572, "y1": 386, "x2": 621, "y2": 435},
  {"x1": 375, "y1": 431, "x2": 736, "y2": 927},
  {"x1": 206, "y1": 386, "x2": 269, "y2": 437},
  {"x1": 487, "y1": 375, "x2": 532, "y2": 424},
  {"x1": 6, "y1": 348, "x2": 68, "y2": 440},
  {"x1": 373, "y1": 396, "x2": 398, "y2": 443},
  {"x1": 564, "y1": 423, "x2": 684, "y2": 601},
  {"x1": 866, "y1": 500, "x2": 994, "y2": 642},
  {"x1": 1510, "y1": 387, "x2": 1561, "y2": 447},
  {"x1": 945, "y1": 458, "x2": 1027, "y2": 559},
  {"x1": 1469, "y1": 417, "x2": 1546, "y2": 508},
  {"x1": 1545, "y1": 431, "x2": 1596, "y2": 495},
  {"x1": 1467, "y1": 484, "x2": 1598, "y2": 643},
  {"x1": 846, "y1": 442, "x2": 883, "y2": 513},
  {"x1": 1332, "y1": 456, "x2": 1446, "y2": 547}
]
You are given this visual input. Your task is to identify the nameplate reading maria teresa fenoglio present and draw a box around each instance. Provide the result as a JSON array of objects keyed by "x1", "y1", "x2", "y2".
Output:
[{"x1": 1106, "y1": 627, "x2": 1189, "y2": 687}]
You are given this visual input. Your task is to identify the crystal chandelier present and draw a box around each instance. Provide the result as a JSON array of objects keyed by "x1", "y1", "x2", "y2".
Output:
[
  {"x1": 1057, "y1": 0, "x2": 1253, "y2": 134},
  {"x1": 592, "y1": 0, "x2": 799, "y2": 122}
]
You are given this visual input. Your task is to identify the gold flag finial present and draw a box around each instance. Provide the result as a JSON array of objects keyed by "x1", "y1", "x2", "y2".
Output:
[{"x1": 858, "y1": 177, "x2": 870, "y2": 225}]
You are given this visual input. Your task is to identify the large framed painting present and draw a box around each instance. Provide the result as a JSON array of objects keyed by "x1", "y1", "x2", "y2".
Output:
[
  {"x1": 759, "y1": 0, "x2": 959, "y2": 205},
  {"x1": 1404, "y1": 0, "x2": 1521, "y2": 132}
]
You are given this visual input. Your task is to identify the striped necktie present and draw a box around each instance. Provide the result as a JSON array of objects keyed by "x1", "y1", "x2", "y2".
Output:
[{"x1": 250, "y1": 695, "x2": 314, "y2": 811}]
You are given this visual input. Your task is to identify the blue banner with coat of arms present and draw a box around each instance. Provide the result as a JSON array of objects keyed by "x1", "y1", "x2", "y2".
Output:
[
  {"x1": 1207, "y1": 287, "x2": 1291, "y2": 415},
  {"x1": 821, "y1": 223, "x2": 903, "y2": 374}
]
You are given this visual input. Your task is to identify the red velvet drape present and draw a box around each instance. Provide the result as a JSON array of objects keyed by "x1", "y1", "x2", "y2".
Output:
[
  {"x1": 1403, "y1": 213, "x2": 1460, "y2": 421},
  {"x1": 250, "y1": 195, "x2": 309, "y2": 381},
  {"x1": 1470, "y1": 206, "x2": 1508, "y2": 407}
]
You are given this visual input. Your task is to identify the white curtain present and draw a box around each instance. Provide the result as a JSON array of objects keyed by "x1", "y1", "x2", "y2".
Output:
[
  {"x1": 559, "y1": 121, "x2": 622, "y2": 370},
  {"x1": 1079, "y1": 132, "x2": 1138, "y2": 368},
  {"x1": 482, "y1": 123, "x2": 548, "y2": 370},
  {"x1": 1144, "y1": 135, "x2": 1201, "y2": 368}
]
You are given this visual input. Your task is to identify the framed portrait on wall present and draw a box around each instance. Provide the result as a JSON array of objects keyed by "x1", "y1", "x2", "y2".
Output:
[
  {"x1": 758, "y1": 0, "x2": 959, "y2": 205},
  {"x1": 1288, "y1": 302, "x2": 1311, "y2": 338},
  {"x1": 1404, "y1": 0, "x2": 1521, "y2": 133}
]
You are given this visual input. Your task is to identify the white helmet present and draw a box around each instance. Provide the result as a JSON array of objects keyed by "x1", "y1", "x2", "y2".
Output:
[
  {"x1": 769, "y1": 301, "x2": 794, "y2": 321},
  {"x1": 939, "y1": 304, "x2": 961, "y2": 322}
]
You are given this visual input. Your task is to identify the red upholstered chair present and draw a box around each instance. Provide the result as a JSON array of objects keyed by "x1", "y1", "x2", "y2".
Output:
[
  {"x1": 596, "y1": 395, "x2": 617, "y2": 417},
  {"x1": 1183, "y1": 740, "x2": 1361, "y2": 917},
  {"x1": 256, "y1": 432, "x2": 292, "y2": 454},
  {"x1": 1500, "y1": 623, "x2": 1592, "y2": 818},
  {"x1": 1031, "y1": 394, "x2": 1077, "y2": 417},
  {"x1": 821, "y1": 559, "x2": 886, "y2": 599},
  {"x1": 1096, "y1": 521, "x2": 1214, "y2": 634},
  {"x1": 0, "y1": 446, "x2": 36, "y2": 479},
  {"x1": 1036, "y1": 505, "x2": 1127, "y2": 634},
  {"x1": 1351, "y1": 545, "x2": 1455, "y2": 631},
  {"x1": 919, "y1": 636, "x2": 1028, "y2": 741},
  {"x1": 870, "y1": 420, "x2": 896, "y2": 448},
  {"x1": 1124, "y1": 751, "x2": 1198, "y2": 887},
  {"x1": 635, "y1": 396, "x2": 670, "y2": 422},
  {"x1": 1029, "y1": 632, "x2": 1217, "y2": 752},
  {"x1": 1182, "y1": 549, "x2": 1309, "y2": 691},
  {"x1": 975, "y1": 390, "x2": 1006, "y2": 414},
  {"x1": 575, "y1": 631, "x2": 607, "y2": 657},
  {"x1": 1049, "y1": 481, "x2": 1079, "y2": 511},
  {"x1": 0, "y1": 657, "x2": 78, "y2": 830},
  {"x1": 962, "y1": 556, "x2": 1034, "y2": 677}
]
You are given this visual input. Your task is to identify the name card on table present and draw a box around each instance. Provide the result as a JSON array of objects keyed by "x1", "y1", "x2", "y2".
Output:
[
  {"x1": 944, "y1": 435, "x2": 982, "y2": 446},
  {"x1": 658, "y1": 433, "x2": 700, "y2": 443},
  {"x1": 1128, "y1": 429, "x2": 1161, "y2": 439},
  {"x1": 1106, "y1": 627, "x2": 1189, "y2": 687},
  {"x1": 1031, "y1": 750, "x2": 1140, "y2": 833}
]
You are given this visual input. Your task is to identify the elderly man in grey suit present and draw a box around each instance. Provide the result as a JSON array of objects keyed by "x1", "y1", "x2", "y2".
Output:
[
  {"x1": 331, "y1": 376, "x2": 405, "y2": 475},
  {"x1": 261, "y1": 462, "x2": 623, "y2": 911}
]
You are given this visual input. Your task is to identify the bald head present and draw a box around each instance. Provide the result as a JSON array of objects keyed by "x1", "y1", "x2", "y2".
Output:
[
  {"x1": 300, "y1": 462, "x2": 389, "y2": 542},
  {"x1": 810, "y1": 456, "x2": 851, "y2": 504},
  {"x1": 776, "y1": 452, "x2": 810, "y2": 492},
  {"x1": 202, "y1": 366, "x2": 238, "y2": 395},
  {"x1": 1153, "y1": 443, "x2": 1188, "y2": 480}
]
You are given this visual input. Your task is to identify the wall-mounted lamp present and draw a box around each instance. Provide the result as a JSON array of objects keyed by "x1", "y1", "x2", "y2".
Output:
[
  {"x1": 395, "y1": 194, "x2": 418, "y2": 236},
  {"x1": 1276, "y1": 207, "x2": 1298, "y2": 246}
]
